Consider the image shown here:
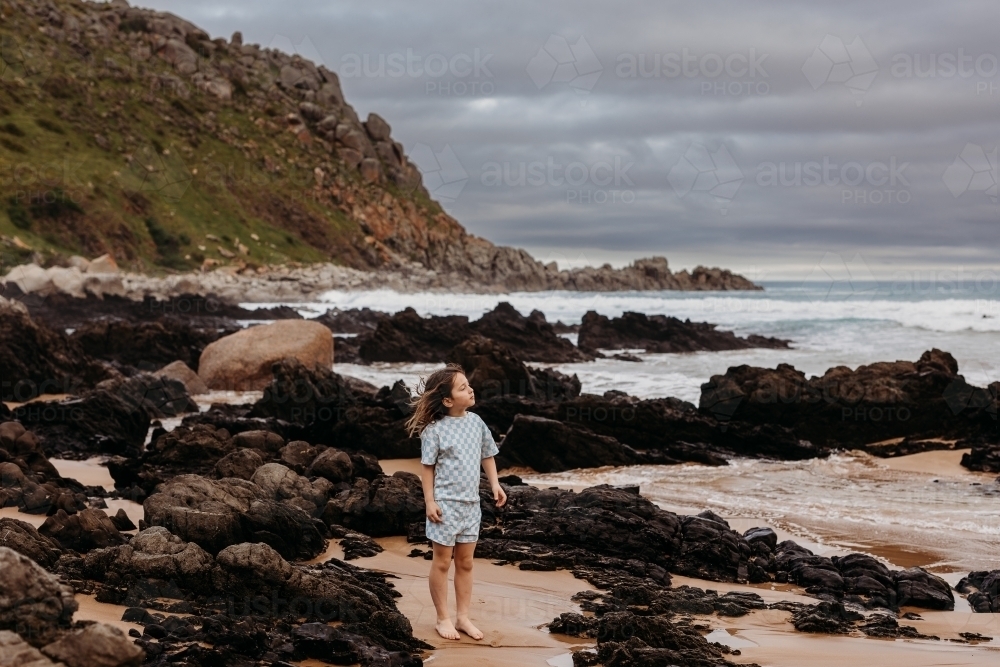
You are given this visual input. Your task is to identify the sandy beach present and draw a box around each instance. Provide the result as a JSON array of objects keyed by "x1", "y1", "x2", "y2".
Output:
[{"x1": 4, "y1": 441, "x2": 995, "y2": 666}]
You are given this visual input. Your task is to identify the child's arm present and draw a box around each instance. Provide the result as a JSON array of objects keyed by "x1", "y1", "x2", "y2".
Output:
[
  {"x1": 482, "y1": 457, "x2": 507, "y2": 507},
  {"x1": 421, "y1": 464, "x2": 443, "y2": 522}
]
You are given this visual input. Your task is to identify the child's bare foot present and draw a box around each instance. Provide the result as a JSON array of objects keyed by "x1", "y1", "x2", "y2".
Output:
[
  {"x1": 455, "y1": 616, "x2": 484, "y2": 640},
  {"x1": 435, "y1": 619, "x2": 461, "y2": 640}
]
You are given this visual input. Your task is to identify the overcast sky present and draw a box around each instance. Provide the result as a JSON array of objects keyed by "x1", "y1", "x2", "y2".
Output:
[{"x1": 136, "y1": 0, "x2": 999, "y2": 279}]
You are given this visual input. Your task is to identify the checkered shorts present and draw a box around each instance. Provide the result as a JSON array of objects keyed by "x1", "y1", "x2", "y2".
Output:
[{"x1": 425, "y1": 499, "x2": 482, "y2": 547}]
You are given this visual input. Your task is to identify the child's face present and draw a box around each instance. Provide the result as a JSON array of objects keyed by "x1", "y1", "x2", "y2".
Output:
[{"x1": 443, "y1": 372, "x2": 475, "y2": 412}]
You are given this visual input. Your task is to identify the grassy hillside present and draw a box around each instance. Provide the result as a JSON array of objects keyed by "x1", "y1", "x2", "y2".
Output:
[{"x1": 0, "y1": 0, "x2": 456, "y2": 275}]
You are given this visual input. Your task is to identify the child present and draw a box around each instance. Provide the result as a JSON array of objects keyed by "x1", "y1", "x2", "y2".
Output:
[{"x1": 406, "y1": 363, "x2": 507, "y2": 641}]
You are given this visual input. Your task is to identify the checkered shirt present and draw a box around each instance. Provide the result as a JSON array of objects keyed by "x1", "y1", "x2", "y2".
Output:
[{"x1": 420, "y1": 412, "x2": 499, "y2": 502}]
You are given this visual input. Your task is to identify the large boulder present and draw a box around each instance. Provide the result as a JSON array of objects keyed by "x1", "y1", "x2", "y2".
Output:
[
  {"x1": 198, "y1": 321, "x2": 333, "y2": 391},
  {"x1": 143, "y1": 475, "x2": 326, "y2": 560},
  {"x1": 0, "y1": 547, "x2": 77, "y2": 647},
  {"x1": 38, "y1": 509, "x2": 125, "y2": 553},
  {"x1": 41, "y1": 623, "x2": 143, "y2": 667}
]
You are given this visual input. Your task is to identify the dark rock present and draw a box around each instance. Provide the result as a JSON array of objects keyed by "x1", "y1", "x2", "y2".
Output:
[
  {"x1": 70, "y1": 316, "x2": 230, "y2": 371},
  {"x1": 309, "y1": 448, "x2": 354, "y2": 483},
  {"x1": 956, "y1": 570, "x2": 1000, "y2": 613},
  {"x1": 471, "y1": 303, "x2": 593, "y2": 363},
  {"x1": 357, "y1": 303, "x2": 593, "y2": 364},
  {"x1": 109, "y1": 508, "x2": 137, "y2": 532},
  {"x1": 310, "y1": 307, "x2": 383, "y2": 333},
  {"x1": 321, "y1": 472, "x2": 425, "y2": 537},
  {"x1": 701, "y1": 349, "x2": 997, "y2": 449},
  {"x1": 962, "y1": 442, "x2": 1000, "y2": 473},
  {"x1": 894, "y1": 567, "x2": 955, "y2": 610},
  {"x1": 743, "y1": 526, "x2": 778, "y2": 551},
  {"x1": 143, "y1": 474, "x2": 326, "y2": 560},
  {"x1": 0, "y1": 518, "x2": 63, "y2": 567},
  {"x1": 498, "y1": 414, "x2": 673, "y2": 472},
  {"x1": 579, "y1": 309, "x2": 790, "y2": 353},
  {"x1": 16, "y1": 373, "x2": 195, "y2": 458},
  {"x1": 358, "y1": 307, "x2": 470, "y2": 363},
  {"x1": 39, "y1": 508, "x2": 126, "y2": 552},
  {"x1": 146, "y1": 423, "x2": 234, "y2": 467},
  {"x1": 214, "y1": 448, "x2": 264, "y2": 480},
  {"x1": 340, "y1": 533, "x2": 384, "y2": 560},
  {"x1": 40, "y1": 622, "x2": 145, "y2": 667},
  {"x1": 250, "y1": 359, "x2": 418, "y2": 459},
  {"x1": 0, "y1": 546, "x2": 77, "y2": 647},
  {"x1": 0, "y1": 302, "x2": 110, "y2": 403},
  {"x1": 791, "y1": 600, "x2": 863, "y2": 633},
  {"x1": 232, "y1": 429, "x2": 285, "y2": 454},
  {"x1": 448, "y1": 335, "x2": 581, "y2": 402},
  {"x1": 280, "y1": 440, "x2": 320, "y2": 472}
]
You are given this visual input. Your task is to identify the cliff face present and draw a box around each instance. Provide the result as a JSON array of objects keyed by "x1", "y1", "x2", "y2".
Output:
[{"x1": 0, "y1": 0, "x2": 759, "y2": 291}]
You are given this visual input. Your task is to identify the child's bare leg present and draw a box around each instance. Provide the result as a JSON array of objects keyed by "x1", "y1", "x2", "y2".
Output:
[
  {"x1": 453, "y1": 542, "x2": 484, "y2": 640},
  {"x1": 429, "y1": 542, "x2": 460, "y2": 640}
]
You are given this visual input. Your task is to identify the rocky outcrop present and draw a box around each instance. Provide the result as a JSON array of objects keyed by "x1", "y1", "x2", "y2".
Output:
[
  {"x1": 956, "y1": 570, "x2": 1000, "y2": 613},
  {"x1": 248, "y1": 358, "x2": 418, "y2": 458},
  {"x1": 773, "y1": 542, "x2": 954, "y2": 610},
  {"x1": 448, "y1": 335, "x2": 581, "y2": 401},
  {"x1": 14, "y1": 374, "x2": 194, "y2": 458},
  {"x1": 0, "y1": 299, "x2": 110, "y2": 402},
  {"x1": 700, "y1": 349, "x2": 998, "y2": 450},
  {"x1": 0, "y1": 422, "x2": 91, "y2": 516},
  {"x1": 38, "y1": 508, "x2": 126, "y2": 553},
  {"x1": 143, "y1": 474, "x2": 326, "y2": 560},
  {"x1": 498, "y1": 414, "x2": 674, "y2": 472},
  {"x1": 78, "y1": 527, "x2": 427, "y2": 665},
  {"x1": 961, "y1": 442, "x2": 1000, "y2": 472},
  {"x1": 41, "y1": 623, "x2": 144, "y2": 667},
  {"x1": 70, "y1": 317, "x2": 228, "y2": 372},
  {"x1": 357, "y1": 302, "x2": 593, "y2": 364},
  {"x1": 578, "y1": 310, "x2": 790, "y2": 353},
  {"x1": 320, "y1": 472, "x2": 425, "y2": 537},
  {"x1": 198, "y1": 320, "x2": 333, "y2": 391}
]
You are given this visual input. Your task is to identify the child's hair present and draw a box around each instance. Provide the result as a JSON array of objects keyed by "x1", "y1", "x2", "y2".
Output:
[{"x1": 405, "y1": 363, "x2": 465, "y2": 437}]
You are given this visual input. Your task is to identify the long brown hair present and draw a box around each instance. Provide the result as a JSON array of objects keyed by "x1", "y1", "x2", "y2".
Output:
[{"x1": 405, "y1": 363, "x2": 465, "y2": 437}]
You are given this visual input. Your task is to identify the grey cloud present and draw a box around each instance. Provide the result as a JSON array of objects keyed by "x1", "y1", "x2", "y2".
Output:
[{"x1": 135, "y1": 0, "x2": 1000, "y2": 275}]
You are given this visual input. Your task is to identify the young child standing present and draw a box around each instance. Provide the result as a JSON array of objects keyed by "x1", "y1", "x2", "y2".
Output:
[{"x1": 406, "y1": 364, "x2": 507, "y2": 641}]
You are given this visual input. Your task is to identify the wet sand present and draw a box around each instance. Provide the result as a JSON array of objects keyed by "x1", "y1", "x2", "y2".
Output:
[{"x1": 366, "y1": 536, "x2": 591, "y2": 666}]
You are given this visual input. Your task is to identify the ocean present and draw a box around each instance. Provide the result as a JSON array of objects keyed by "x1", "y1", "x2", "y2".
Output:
[{"x1": 242, "y1": 280, "x2": 1000, "y2": 573}]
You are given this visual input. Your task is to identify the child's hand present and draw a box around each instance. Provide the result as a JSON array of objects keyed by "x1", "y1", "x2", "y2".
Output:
[
  {"x1": 492, "y1": 484, "x2": 507, "y2": 508},
  {"x1": 426, "y1": 500, "x2": 443, "y2": 523}
]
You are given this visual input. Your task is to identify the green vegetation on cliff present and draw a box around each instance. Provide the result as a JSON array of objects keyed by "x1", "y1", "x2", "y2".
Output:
[{"x1": 0, "y1": 0, "x2": 456, "y2": 274}]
